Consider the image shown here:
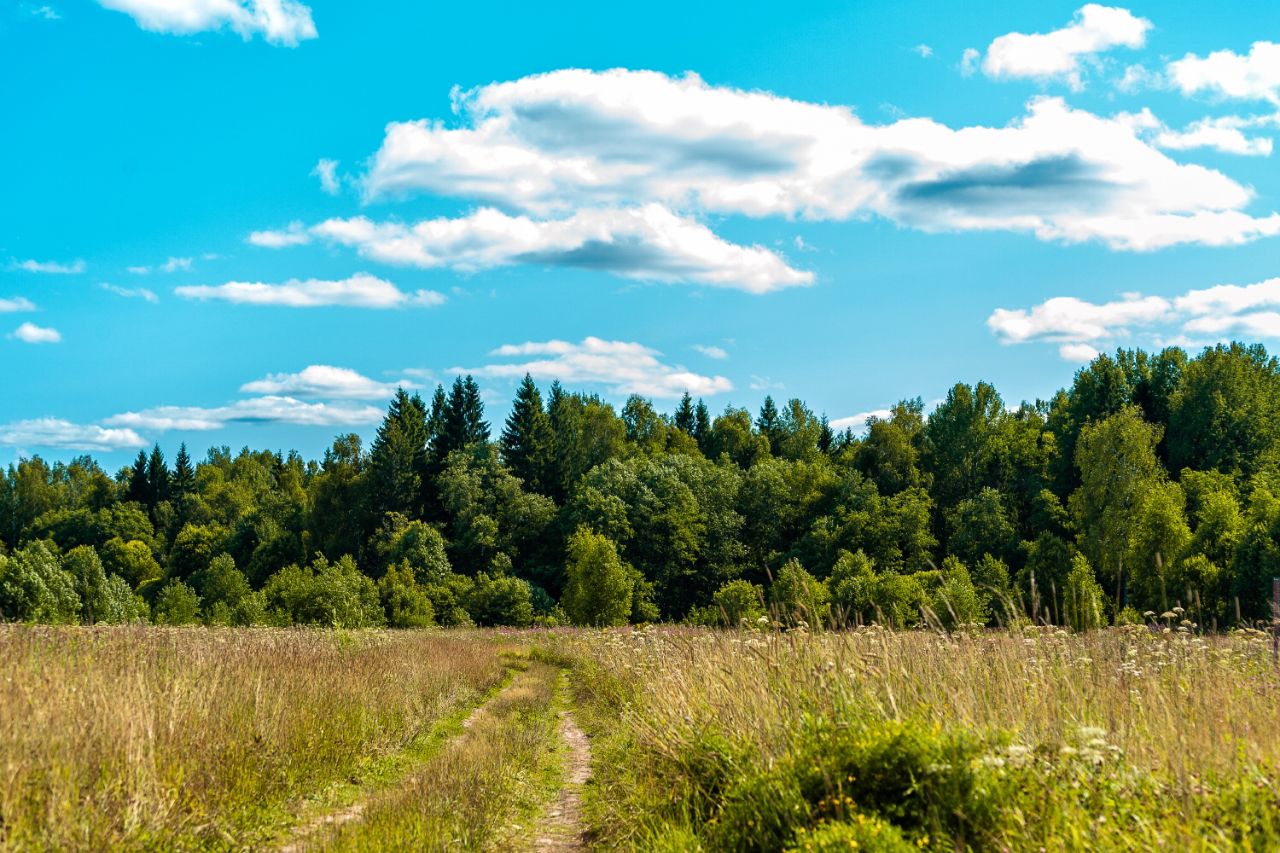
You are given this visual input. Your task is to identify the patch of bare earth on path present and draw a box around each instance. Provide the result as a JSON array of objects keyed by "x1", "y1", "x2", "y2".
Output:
[{"x1": 533, "y1": 710, "x2": 593, "y2": 851}]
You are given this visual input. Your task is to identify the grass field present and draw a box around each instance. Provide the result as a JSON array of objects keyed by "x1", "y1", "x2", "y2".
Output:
[{"x1": 3, "y1": 624, "x2": 1280, "y2": 850}]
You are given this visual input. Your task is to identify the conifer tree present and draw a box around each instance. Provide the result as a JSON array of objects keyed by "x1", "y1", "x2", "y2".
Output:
[
  {"x1": 673, "y1": 392, "x2": 696, "y2": 435},
  {"x1": 146, "y1": 444, "x2": 169, "y2": 507},
  {"x1": 126, "y1": 450, "x2": 150, "y2": 505},
  {"x1": 694, "y1": 399, "x2": 712, "y2": 453},
  {"x1": 170, "y1": 443, "x2": 196, "y2": 522},
  {"x1": 367, "y1": 389, "x2": 430, "y2": 519},
  {"x1": 501, "y1": 374, "x2": 552, "y2": 492},
  {"x1": 757, "y1": 396, "x2": 781, "y2": 455}
]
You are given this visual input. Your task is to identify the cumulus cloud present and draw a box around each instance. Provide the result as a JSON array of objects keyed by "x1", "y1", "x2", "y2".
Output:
[
  {"x1": 0, "y1": 297, "x2": 36, "y2": 313},
  {"x1": 980, "y1": 4, "x2": 1151, "y2": 89},
  {"x1": 313, "y1": 158, "x2": 340, "y2": 194},
  {"x1": 914, "y1": 44, "x2": 933, "y2": 59},
  {"x1": 95, "y1": 0, "x2": 316, "y2": 46},
  {"x1": 1154, "y1": 115, "x2": 1275, "y2": 157},
  {"x1": 0, "y1": 419, "x2": 146, "y2": 451},
  {"x1": 101, "y1": 283, "x2": 159, "y2": 302},
  {"x1": 355, "y1": 68, "x2": 1280, "y2": 252},
  {"x1": 693, "y1": 344, "x2": 728, "y2": 359},
  {"x1": 240, "y1": 365, "x2": 409, "y2": 399},
  {"x1": 1058, "y1": 342, "x2": 1101, "y2": 362},
  {"x1": 105, "y1": 396, "x2": 381, "y2": 431},
  {"x1": 248, "y1": 221, "x2": 310, "y2": 247},
  {"x1": 992, "y1": 276, "x2": 1280, "y2": 359},
  {"x1": 11, "y1": 322, "x2": 61, "y2": 344},
  {"x1": 988, "y1": 294, "x2": 1173, "y2": 343},
  {"x1": 174, "y1": 273, "x2": 446, "y2": 308},
  {"x1": 267, "y1": 206, "x2": 811, "y2": 293},
  {"x1": 457, "y1": 337, "x2": 732, "y2": 398},
  {"x1": 11, "y1": 258, "x2": 84, "y2": 274},
  {"x1": 1169, "y1": 41, "x2": 1280, "y2": 105},
  {"x1": 830, "y1": 408, "x2": 893, "y2": 432}
]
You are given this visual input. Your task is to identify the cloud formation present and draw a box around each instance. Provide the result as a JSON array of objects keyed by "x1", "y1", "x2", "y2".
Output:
[
  {"x1": 457, "y1": 337, "x2": 733, "y2": 398},
  {"x1": 101, "y1": 283, "x2": 159, "y2": 302},
  {"x1": 355, "y1": 68, "x2": 1279, "y2": 252},
  {"x1": 0, "y1": 297, "x2": 36, "y2": 313},
  {"x1": 105, "y1": 396, "x2": 382, "y2": 431},
  {"x1": 313, "y1": 159, "x2": 340, "y2": 194},
  {"x1": 95, "y1": 0, "x2": 316, "y2": 46},
  {"x1": 12, "y1": 258, "x2": 84, "y2": 274},
  {"x1": 830, "y1": 408, "x2": 893, "y2": 432},
  {"x1": 258, "y1": 206, "x2": 811, "y2": 293},
  {"x1": 990, "y1": 277, "x2": 1280, "y2": 359},
  {"x1": 0, "y1": 419, "x2": 146, "y2": 451},
  {"x1": 693, "y1": 344, "x2": 728, "y2": 359},
  {"x1": 175, "y1": 273, "x2": 446, "y2": 308},
  {"x1": 11, "y1": 322, "x2": 61, "y2": 344},
  {"x1": 1169, "y1": 41, "x2": 1280, "y2": 105},
  {"x1": 240, "y1": 365, "x2": 409, "y2": 399},
  {"x1": 980, "y1": 4, "x2": 1151, "y2": 89}
]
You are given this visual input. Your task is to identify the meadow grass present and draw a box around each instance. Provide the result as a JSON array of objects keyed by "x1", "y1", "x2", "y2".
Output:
[
  {"x1": 0, "y1": 626, "x2": 512, "y2": 850},
  {"x1": 550, "y1": 625, "x2": 1280, "y2": 851}
]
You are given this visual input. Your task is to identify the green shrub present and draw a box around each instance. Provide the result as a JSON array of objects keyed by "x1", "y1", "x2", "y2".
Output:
[
  {"x1": 154, "y1": 580, "x2": 201, "y2": 626},
  {"x1": 1063, "y1": 553, "x2": 1106, "y2": 631},
  {"x1": 787, "y1": 814, "x2": 914, "y2": 852},
  {"x1": 770, "y1": 559, "x2": 829, "y2": 626},
  {"x1": 99, "y1": 537, "x2": 163, "y2": 589},
  {"x1": 465, "y1": 571, "x2": 534, "y2": 627},
  {"x1": 690, "y1": 578, "x2": 765, "y2": 627},
  {"x1": 562, "y1": 527, "x2": 633, "y2": 627},
  {"x1": 262, "y1": 556, "x2": 384, "y2": 628},
  {"x1": 378, "y1": 561, "x2": 436, "y2": 628},
  {"x1": 828, "y1": 550, "x2": 876, "y2": 627},
  {"x1": 0, "y1": 541, "x2": 80, "y2": 623},
  {"x1": 931, "y1": 556, "x2": 988, "y2": 630}
]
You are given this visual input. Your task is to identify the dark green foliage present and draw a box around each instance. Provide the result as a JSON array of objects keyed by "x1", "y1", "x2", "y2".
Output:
[
  {"x1": 500, "y1": 374, "x2": 553, "y2": 493},
  {"x1": 464, "y1": 571, "x2": 534, "y2": 627},
  {"x1": 153, "y1": 580, "x2": 200, "y2": 626}
]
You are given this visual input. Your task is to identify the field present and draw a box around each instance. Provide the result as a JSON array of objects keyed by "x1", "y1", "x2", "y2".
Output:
[{"x1": 3, "y1": 624, "x2": 1280, "y2": 851}]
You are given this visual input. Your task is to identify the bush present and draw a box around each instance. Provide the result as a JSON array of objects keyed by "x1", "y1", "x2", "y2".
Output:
[
  {"x1": 562, "y1": 527, "x2": 633, "y2": 627},
  {"x1": 0, "y1": 541, "x2": 80, "y2": 623},
  {"x1": 827, "y1": 550, "x2": 876, "y2": 626},
  {"x1": 154, "y1": 580, "x2": 201, "y2": 626},
  {"x1": 98, "y1": 574, "x2": 149, "y2": 623},
  {"x1": 378, "y1": 561, "x2": 436, "y2": 628},
  {"x1": 874, "y1": 573, "x2": 927, "y2": 627},
  {"x1": 465, "y1": 572, "x2": 534, "y2": 627},
  {"x1": 262, "y1": 556, "x2": 385, "y2": 628},
  {"x1": 99, "y1": 537, "x2": 162, "y2": 589},
  {"x1": 770, "y1": 559, "x2": 830, "y2": 627},
  {"x1": 787, "y1": 815, "x2": 914, "y2": 852},
  {"x1": 690, "y1": 579, "x2": 765, "y2": 627},
  {"x1": 62, "y1": 545, "x2": 111, "y2": 624},
  {"x1": 1063, "y1": 553, "x2": 1106, "y2": 631},
  {"x1": 196, "y1": 554, "x2": 265, "y2": 626},
  {"x1": 931, "y1": 556, "x2": 988, "y2": 630}
]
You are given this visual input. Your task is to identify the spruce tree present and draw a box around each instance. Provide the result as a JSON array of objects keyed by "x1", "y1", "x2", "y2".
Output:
[
  {"x1": 501, "y1": 374, "x2": 552, "y2": 492},
  {"x1": 126, "y1": 450, "x2": 150, "y2": 505},
  {"x1": 146, "y1": 444, "x2": 169, "y2": 506},
  {"x1": 757, "y1": 396, "x2": 781, "y2": 455},
  {"x1": 694, "y1": 399, "x2": 712, "y2": 453},
  {"x1": 171, "y1": 443, "x2": 196, "y2": 521},
  {"x1": 367, "y1": 389, "x2": 430, "y2": 519},
  {"x1": 673, "y1": 392, "x2": 696, "y2": 435},
  {"x1": 441, "y1": 375, "x2": 490, "y2": 455}
]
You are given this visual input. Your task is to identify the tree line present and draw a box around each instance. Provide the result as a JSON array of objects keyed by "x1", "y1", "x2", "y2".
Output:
[{"x1": 3, "y1": 342, "x2": 1280, "y2": 630}]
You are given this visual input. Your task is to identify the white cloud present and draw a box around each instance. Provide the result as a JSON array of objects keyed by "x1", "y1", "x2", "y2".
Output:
[
  {"x1": 1154, "y1": 115, "x2": 1274, "y2": 157},
  {"x1": 105, "y1": 396, "x2": 381, "y2": 431},
  {"x1": 95, "y1": 0, "x2": 316, "y2": 46},
  {"x1": 11, "y1": 322, "x2": 61, "y2": 344},
  {"x1": 693, "y1": 344, "x2": 728, "y2": 359},
  {"x1": 960, "y1": 48, "x2": 981, "y2": 76},
  {"x1": 988, "y1": 294, "x2": 1173, "y2": 343},
  {"x1": 125, "y1": 256, "x2": 191, "y2": 275},
  {"x1": 458, "y1": 337, "x2": 732, "y2": 398},
  {"x1": 30, "y1": 6, "x2": 61, "y2": 20},
  {"x1": 981, "y1": 4, "x2": 1151, "y2": 89},
  {"x1": 749, "y1": 375, "x2": 784, "y2": 391},
  {"x1": 992, "y1": 276, "x2": 1280, "y2": 356},
  {"x1": 1169, "y1": 41, "x2": 1280, "y2": 105},
  {"x1": 247, "y1": 220, "x2": 310, "y2": 247},
  {"x1": 0, "y1": 297, "x2": 36, "y2": 313},
  {"x1": 914, "y1": 44, "x2": 933, "y2": 59},
  {"x1": 1175, "y1": 277, "x2": 1280, "y2": 316},
  {"x1": 356, "y1": 69, "x2": 1280, "y2": 252},
  {"x1": 174, "y1": 273, "x2": 446, "y2": 308},
  {"x1": 240, "y1": 365, "x2": 409, "y2": 399},
  {"x1": 1058, "y1": 342, "x2": 1101, "y2": 362},
  {"x1": 313, "y1": 158, "x2": 340, "y2": 194},
  {"x1": 268, "y1": 205, "x2": 812, "y2": 294},
  {"x1": 830, "y1": 408, "x2": 893, "y2": 432},
  {"x1": 12, "y1": 258, "x2": 84, "y2": 274},
  {"x1": 100, "y1": 283, "x2": 159, "y2": 302},
  {"x1": 0, "y1": 419, "x2": 145, "y2": 451}
]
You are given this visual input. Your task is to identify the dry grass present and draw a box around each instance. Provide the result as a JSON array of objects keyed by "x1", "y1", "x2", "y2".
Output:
[
  {"x1": 551, "y1": 625, "x2": 1280, "y2": 849},
  {"x1": 0, "y1": 626, "x2": 511, "y2": 850}
]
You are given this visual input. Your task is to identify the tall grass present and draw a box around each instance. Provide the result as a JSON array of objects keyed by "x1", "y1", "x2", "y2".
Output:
[
  {"x1": 554, "y1": 625, "x2": 1280, "y2": 850},
  {"x1": 0, "y1": 626, "x2": 510, "y2": 850}
]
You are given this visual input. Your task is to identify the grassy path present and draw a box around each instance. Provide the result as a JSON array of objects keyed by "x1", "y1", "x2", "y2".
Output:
[{"x1": 530, "y1": 697, "x2": 593, "y2": 851}]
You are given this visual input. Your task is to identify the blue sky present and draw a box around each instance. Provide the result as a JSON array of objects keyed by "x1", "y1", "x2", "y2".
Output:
[{"x1": 3, "y1": 0, "x2": 1280, "y2": 469}]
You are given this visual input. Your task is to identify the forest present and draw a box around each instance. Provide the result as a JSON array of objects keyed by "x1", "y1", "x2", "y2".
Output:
[{"x1": 3, "y1": 340, "x2": 1279, "y2": 632}]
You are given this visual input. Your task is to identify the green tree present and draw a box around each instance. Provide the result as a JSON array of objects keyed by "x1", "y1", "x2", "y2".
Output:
[
  {"x1": 99, "y1": 537, "x2": 162, "y2": 589},
  {"x1": 562, "y1": 527, "x2": 633, "y2": 627},
  {"x1": 1125, "y1": 481, "x2": 1192, "y2": 612},
  {"x1": 62, "y1": 545, "x2": 111, "y2": 623},
  {"x1": 378, "y1": 561, "x2": 436, "y2": 628},
  {"x1": 0, "y1": 541, "x2": 80, "y2": 623},
  {"x1": 1069, "y1": 406, "x2": 1163, "y2": 611},
  {"x1": 690, "y1": 578, "x2": 765, "y2": 627},
  {"x1": 769, "y1": 558, "x2": 829, "y2": 626},
  {"x1": 931, "y1": 556, "x2": 987, "y2": 630},
  {"x1": 1063, "y1": 554, "x2": 1106, "y2": 631},
  {"x1": 465, "y1": 571, "x2": 535, "y2": 627},
  {"x1": 153, "y1": 580, "x2": 201, "y2": 626},
  {"x1": 367, "y1": 389, "x2": 430, "y2": 519},
  {"x1": 500, "y1": 374, "x2": 552, "y2": 493}
]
